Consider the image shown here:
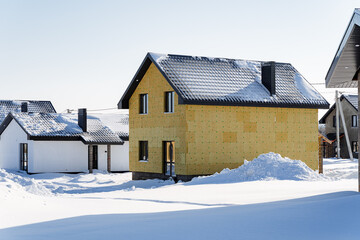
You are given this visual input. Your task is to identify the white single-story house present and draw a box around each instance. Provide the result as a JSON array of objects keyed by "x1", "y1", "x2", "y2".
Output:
[{"x1": 0, "y1": 109, "x2": 129, "y2": 173}]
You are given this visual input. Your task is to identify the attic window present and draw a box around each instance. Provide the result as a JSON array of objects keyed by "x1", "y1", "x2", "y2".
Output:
[
  {"x1": 139, "y1": 94, "x2": 148, "y2": 114},
  {"x1": 352, "y1": 115, "x2": 358, "y2": 127},
  {"x1": 164, "y1": 91, "x2": 174, "y2": 113}
]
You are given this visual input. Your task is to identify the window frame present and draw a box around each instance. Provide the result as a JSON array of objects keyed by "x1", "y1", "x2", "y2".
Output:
[
  {"x1": 20, "y1": 143, "x2": 28, "y2": 172},
  {"x1": 164, "y1": 91, "x2": 174, "y2": 113},
  {"x1": 352, "y1": 115, "x2": 358, "y2": 127},
  {"x1": 139, "y1": 141, "x2": 148, "y2": 162},
  {"x1": 139, "y1": 94, "x2": 148, "y2": 114}
]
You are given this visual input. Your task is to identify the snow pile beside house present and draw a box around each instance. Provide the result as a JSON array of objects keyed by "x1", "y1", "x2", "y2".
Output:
[
  {"x1": 189, "y1": 152, "x2": 330, "y2": 184},
  {"x1": 0, "y1": 169, "x2": 52, "y2": 196}
]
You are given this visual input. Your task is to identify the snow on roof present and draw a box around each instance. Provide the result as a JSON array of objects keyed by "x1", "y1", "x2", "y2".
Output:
[
  {"x1": 89, "y1": 112, "x2": 129, "y2": 140},
  {"x1": 8, "y1": 113, "x2": 123, "y2": 144},
  {"x1": 0, "y1": 100, "x2": 56, "y2": 124},
  {"x1": 146, "y1": 53, "x2": 329, "y2": 108}
]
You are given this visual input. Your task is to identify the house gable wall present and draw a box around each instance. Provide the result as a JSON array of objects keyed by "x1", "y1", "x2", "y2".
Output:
[
  {"x1": 129, "y1": 63, "x2": 187, "y2": 175},
  {"x1": 0, "y1": 119, "x2": 31, "y2": 170},
  {"x1": 324, "y1": 99, "x2": 358, "y2": 142}
]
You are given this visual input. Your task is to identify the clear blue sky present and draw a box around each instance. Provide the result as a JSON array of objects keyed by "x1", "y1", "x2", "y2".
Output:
[{"x1": 0, "y1": 0, "x2": 358, "y2": 112}]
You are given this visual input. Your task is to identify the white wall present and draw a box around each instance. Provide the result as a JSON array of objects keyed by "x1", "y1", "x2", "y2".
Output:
[
  {"x1": 31, "y1": 141, "x2": 88, "y2": 173},
  {"x1": 111, "y1": 141, "x2": 129, "y2": 172},
  {"x1": 0, "y1": 120, "x2": 31, "y2": 170}
]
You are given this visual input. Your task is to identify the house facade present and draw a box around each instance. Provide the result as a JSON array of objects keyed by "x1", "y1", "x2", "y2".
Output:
[
  {"x1": 319, "y1": 94, "x2": 358, "y2": 158},
  {"x1": 119, "y1": 53, "x2": 329, "y2": 181},
  {"x1": 0, "y1": 109, "x2": 129, "y2": 173}
]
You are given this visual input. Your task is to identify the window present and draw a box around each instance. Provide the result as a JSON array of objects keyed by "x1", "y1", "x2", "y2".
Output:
[
  {"x1": 352, "y1": 115, "x2": 358, "y2": 127},
  {"x1": 164, "y1": 91, "x2": 174, "y2": 113},
  {"x1": 20, "y1": 143, "x2": 28, "y2": 172},
  {"x1": 352, "y1": 141, "x2": 358, "y2": 153},
  {"x1": 139, "y1": 94, "x2": 148, "y2": 114},
  {"x1": 139, "y1": 141, "x2": 148, "y2": 161},
  {"x1": 333, "y1": 116, "x2": 341, "y2": 128}
]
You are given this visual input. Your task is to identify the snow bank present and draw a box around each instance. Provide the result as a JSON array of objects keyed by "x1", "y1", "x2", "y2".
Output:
[
  {"x1": 0, "y1": 169, "x2": 52, "y2": 196},
  {"x1": 189, "y1": 153, "x2": 330, "y2": 184}
]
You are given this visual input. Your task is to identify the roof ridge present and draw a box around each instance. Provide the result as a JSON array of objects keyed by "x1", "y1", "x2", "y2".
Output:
[{"x1": 149, "y1": 52, "x2": 292, "y2": 65}]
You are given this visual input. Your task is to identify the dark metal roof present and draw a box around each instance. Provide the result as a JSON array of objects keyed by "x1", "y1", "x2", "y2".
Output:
[
  {"x1": 90, "y1": 113, "x2": 129, "y2": 141},
  {"x1": 326, "y1": 9, "x2": 360, "y2": 88},
  {"x1": 318, "y1": 94, "x2": 358, "y2": 123},
  {"x1": 0, "y1": 100, "x2": 56, "y2": 124},
  {"x1": 0, "y1": 113, "x2": 123, "y2": 145},
  {"x1": 119, "y1": 53, "x2": 329, "y2": 109}
]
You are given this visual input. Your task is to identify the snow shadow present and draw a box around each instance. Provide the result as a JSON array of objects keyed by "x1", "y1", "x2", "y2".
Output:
[
  {"x1": 56, "y1": 178, "x2": 174, "y2": 194},
  {"x1": 2, "y1": 191, "x2": 359, "y2": 240}
]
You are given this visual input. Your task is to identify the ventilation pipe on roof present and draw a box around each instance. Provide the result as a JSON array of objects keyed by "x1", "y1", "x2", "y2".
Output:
[
  {"x1": 21, "y1": 102, "x2": 28, "y2": 113},
  {"x1": 78, "y1": 108, "x2": 87, "y2": 132},
  {"x1": 261, "y1": 61, "x2": 276, "y2": 96}
]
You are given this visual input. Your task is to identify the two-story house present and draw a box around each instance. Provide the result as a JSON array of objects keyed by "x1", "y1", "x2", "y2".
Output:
[
  {"x1": 118, "y1": 53, "x2": 329, "y2": 181},
  {"x1": 319, "y1": 94, "x2": 358, "y2": 158}
]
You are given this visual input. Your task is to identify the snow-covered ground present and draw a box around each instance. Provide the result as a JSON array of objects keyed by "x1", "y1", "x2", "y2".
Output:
[{"x1": 0, "y1": 153, "x2": 359, "y2": 240}]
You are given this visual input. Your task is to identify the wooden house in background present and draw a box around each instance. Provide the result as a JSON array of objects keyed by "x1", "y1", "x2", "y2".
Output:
[{"x1": 118, "y1": 53, "x2": 329, "y2": 181}]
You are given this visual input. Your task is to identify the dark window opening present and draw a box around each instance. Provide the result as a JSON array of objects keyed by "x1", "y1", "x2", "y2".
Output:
[
  {"x1": 139, "y1": 94, "x2": 148, "y2": 114},
  {"x1": 165, "y1": 91, "x2": 174, "y2": 113},
  {"x1": 20, "y1": 143, "x2": 28, "y2": 172},
  {"x1": 333, "y1": 116, "x2": 341, "y2": 128},
  {"x1": 352, "y1": 115, "x2": 358, "y2": 127},
  {"x1": 139, "y1": 141, "x2": 148, "y2": 161}
]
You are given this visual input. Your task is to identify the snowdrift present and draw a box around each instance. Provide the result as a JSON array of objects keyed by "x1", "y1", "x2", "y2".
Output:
[
  {"x1": 189, "y1": 152, "x2": 330, "y2": 184},
  {"x1": 0, "y1": 169, "x2": 52, "y2": 196}
]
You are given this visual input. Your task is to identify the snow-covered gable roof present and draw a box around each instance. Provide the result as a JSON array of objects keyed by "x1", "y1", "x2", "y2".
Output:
[
  {"x1": 118, "y1": 53, "x2": 329, "y2": 109},
  {"x1": 0, "y1": 113, "x2": 123, "y2": 145},
  {"x1": 318, "y1": 94, "x2": 358, "y2": 124},
  {"x1": 89, "y1": 113, "x2": 129, "y2": 141},
  {"x1": 0, "y1": 100, "x2": 56, "y2": 124}
]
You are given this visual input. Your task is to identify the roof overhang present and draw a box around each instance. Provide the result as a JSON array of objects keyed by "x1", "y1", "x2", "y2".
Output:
[{"x1": 326, "y1": 9, "x2": 360, "y2": 88}]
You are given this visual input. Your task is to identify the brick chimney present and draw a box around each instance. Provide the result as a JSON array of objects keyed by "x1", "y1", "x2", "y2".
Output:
[
  {"x1": 21, "y1": 102, "x2": 28, "y2": 113},
  {"x1": 78, "y1": 108, "x2": 87, "y2": 132},
  {"x1": 261, "y1": 61, "x2": 276, "y2": 96}
]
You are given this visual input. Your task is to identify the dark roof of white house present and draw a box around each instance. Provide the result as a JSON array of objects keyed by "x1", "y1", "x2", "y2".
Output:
[
  {"x1": 0, "y1": 100, "x2": 56, "y2": 124},
  {"x1": 90, "y1": 113, "x2": 129, "y2": 141},
  {"x1": 318, "y1": 94, "x2": 358, "y2": 124},
  {"x1": 118, "y1": 53, "x2": 329, "y2": 109},
  {"x1": 0, "y1": 113, "x2": 123, "y2": 145}
]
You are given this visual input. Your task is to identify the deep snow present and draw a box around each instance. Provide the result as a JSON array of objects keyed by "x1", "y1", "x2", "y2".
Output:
[{"x1": 0, "y1": 153, "x2": 359, "y2": 239}]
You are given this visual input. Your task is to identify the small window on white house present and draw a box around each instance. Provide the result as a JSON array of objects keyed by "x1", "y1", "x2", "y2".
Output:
[
  {"x1": 20, "y1": 143, "x2": 28, "y2": 172},
  {"x1": 352, "y1": 115, "x2": 358, "y2": 127},
  {"x1": 139, "y1": 94, "x2": 148, "y2": 114},
  {"x1": 139, "y1": 141, "x2": 148, "y2": 161},
  {"x1": 165, "y1": 91, "x2": 174, "y2": 113}
]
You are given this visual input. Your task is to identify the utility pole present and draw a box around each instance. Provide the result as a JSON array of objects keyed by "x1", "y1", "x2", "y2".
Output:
[{"x1": 336, "y1": 90, "x2": 340, "y2": 158}]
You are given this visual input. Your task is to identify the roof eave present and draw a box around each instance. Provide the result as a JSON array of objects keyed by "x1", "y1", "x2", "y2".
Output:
[
  {"x1": 326, "y1": 10, "x2": 360, "y2": 88},
  {"x1": 181, "y1": 99, "x2": 329, "y2": 109},
  {"x1": 117, "y1": 53, "x2": 186, "y2": 109}
]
